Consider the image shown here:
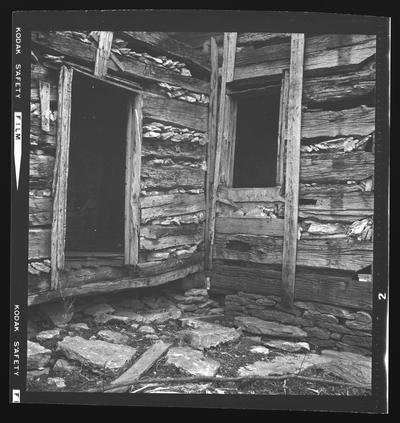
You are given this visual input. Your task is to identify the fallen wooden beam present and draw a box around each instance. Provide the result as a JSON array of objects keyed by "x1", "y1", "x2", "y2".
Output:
[{"x1": 107, "y1": 341, "x2": 172, "y2": 393}]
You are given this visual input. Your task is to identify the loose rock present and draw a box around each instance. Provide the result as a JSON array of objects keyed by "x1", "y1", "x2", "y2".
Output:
[
  {"x1": 57, "y1": 336, "x2": 137, "y2": 373},
  {"x1": 166, "y1": 346, "x2": 220, "y2": 377},
  {"x1": 138, "y1": 326, "x2": 156, "y2": 334},
  {"x1": 27, "y1": 341, "x2": 52, "y2": 370},
  {"x1": 235, "y1": 316, "x2": 307, "y2": 338},
  {"x1": 40, "y1": 301, "x2": 74, "y2": 327},
  {"x1": 36, "y1": 328, "x2": 61, "y2": 342},
  {"x1": 53, "y1": 358, "x2": 78, "y2": 374},
  {"x1": 262, "y1": 340, "x2": 310, "y2": 353},
  {"x1": 27, "y1": 367, "x2": 50, "y2": 380},
  {"x1": 47, "y1": 377, "x2": 66, "y2": 388},
  {"x1": 97, "y1": 330, "x2": 130, "y2": 345},
  {"x1": 250, "y1": 346, "x2": 270, "y2": 355},
  {"x1": 83, "y1": 303, "x2": 115, "y2": 317}
]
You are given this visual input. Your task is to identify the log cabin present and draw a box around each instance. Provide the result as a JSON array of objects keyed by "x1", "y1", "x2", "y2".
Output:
[{"x1": 28, "y1": 31, "x2": 376, "y2": 352}]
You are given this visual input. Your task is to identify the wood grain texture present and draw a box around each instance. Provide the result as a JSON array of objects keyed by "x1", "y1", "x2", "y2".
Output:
[
  {"x1": 281, "y1": 34, "x2": 305, "y2": 308},
  {"x1": 302, "y1": 106, "x2": 375, "y2": 139},
  {"x1": 276, "y1": 70, "x2": 289, "y2": 186},
  {"x1": 142, "y1": 92, "x2": 208, "y2": 132},
  {"x1": 299, "y1": 151, "x2": 374, "y2": 183},
  {"x1": 140, "y1": 193, "x2": 205, "y2": 223},
  {"x1": 123, "y1": 31, "x2": 211, "y2": 72},
  {"x1": 94, "y1": 31, "x2": 114, "y2": 78},
  {"x1": 214, "y1": 233, "x2": 372, "y2": 272},
  {"x1": 50, "y1": 65, "x2": 73, "y2": 289},
  {"x1": 31, "y1": 31, "x2": 210, "y2": 95},
  {"x1": 209, "y1": 32, "x2": 237, "y2": 272},
  {"x1": 29, "y1": 154, "x2": 55, "y2": 189},
  {"x1": 220, "y1": 187, "x2": 285, "y2": 203},
  {"x1": 29, "y1": 196, "x2": 52, "y2": 226},
  {"x1": 29, "y1": 228, "x2": 51, "y2": 259},
  {"x1": 216, "y1": 217, "x2": 284, "y2": 237},
  {"x1": 39, "y1": 80, "x2": 51, "y2": 132},
  {"x1": 124, "y1": 95, "x2": 142, "y2": 265},
  {"x1": 28, "y1": 263, "x2": 202, "y2": 306},
  {"x1": 234, "y1": 34, "x2": 376, "y2": 81},
  {"x1": 212, "y1": 261, "x2": 372, "y2": 310}
]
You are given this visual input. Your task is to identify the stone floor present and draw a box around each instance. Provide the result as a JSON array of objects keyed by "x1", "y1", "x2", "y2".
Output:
[{"x1": 26, "y1": 287, "x2": 372, "y2": 395}]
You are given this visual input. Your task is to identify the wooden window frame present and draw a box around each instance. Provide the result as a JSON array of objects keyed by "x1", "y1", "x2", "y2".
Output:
[{"x1": 51, "y1": 66, "x2": 142, "y2": 289}]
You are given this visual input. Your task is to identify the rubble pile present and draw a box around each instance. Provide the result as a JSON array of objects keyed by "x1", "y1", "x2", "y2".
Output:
[{"x1": 142, "y1": 121, "x2": 207, "y2": 145}]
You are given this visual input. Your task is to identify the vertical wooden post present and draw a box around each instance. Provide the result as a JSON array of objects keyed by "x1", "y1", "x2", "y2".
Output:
[
  {"x1": 51, "y1": 66, "x2": 73, "y2": 290},
  {"x1": 208, "y1": 32, "x2": 237, "y2": 271},
  {"x1": 124, "y1": 94, "x2": 142, "y2": 265},
  {"x1": 94, "y1": 31, "x2": 114, "y2": 78},
  {"x1": 281, "y1": 34, "x2": 305, "y2": 309},
  {"x1": 276, "y1": 69, "x2": 290, "y2": 187},
  {"x1": 39, "y1": 80, "x2": 50, "y2": 133},
  {"x1": 226, "y1": 99, "x2": 238, "y2": 186},
  {"x1": 205, "y1": 37, "x2": 219, "y2": 273}
]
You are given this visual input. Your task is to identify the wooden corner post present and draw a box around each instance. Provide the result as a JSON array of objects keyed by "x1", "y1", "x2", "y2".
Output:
[
  {"x1": 94, "y1": 31, "x2": 114, "y2": 78},
  {"x1": 51, "y1": 65, "x2": 73, "y2": 290},
  {"x1": 207, "y1": 32, "x2": 237, "y2": 273},
  {"x1": 205, "y1": 37, "x2": 219, "y2": 273},
  {"x1": 281, "y1": 34, "x2": 305, "y2": 309},
  {"x1": 124, "y1": 94, "x2": 142, "y2": 266}
]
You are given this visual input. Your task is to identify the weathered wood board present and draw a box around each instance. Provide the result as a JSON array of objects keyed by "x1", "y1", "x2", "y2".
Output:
[{"x1": 212, "y1": 261, "x2": 372, "y2": 310}]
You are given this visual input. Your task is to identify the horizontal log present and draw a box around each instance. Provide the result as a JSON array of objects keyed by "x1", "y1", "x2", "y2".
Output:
[
  {"x1": 141, "y1": 164, "x2": 205, "y2": 191},
  {"x1": 234, "y1": 35, "x2": 376, "y2": 80},
  {"x1": 212, "y1": 261, "x2": 372, "y2": 310},
  {"x1": 29, "y1": 228, "x2": 51, "y2": 259},
  {"x1": 213, "y1": 233, "x2": 373, "y2": 271},
  {"x1": 140, "y1": 193, "x2": 205, "y2": 223},
  {"x1": 28, "y1": 263, "x2": 202, "y2": 306},
  {"x1": 142, "y1": 93, "x2": 208, "y2": 132},
  {"x1": 300, "y1": 183, "x2": 370, "y2": 196},
  {"x1": 237, "y1": 33, "x2": 291, "y2": 46},
  {"x1": 219, "y1": 187, "x2": 284, "y2": 203},
  {"x1": 29, "y1": 154, "x2": 55, "y2": 189},
  {"x1": 140, "y1": 223, "x2": 204, "y2": 251},
  {"x1": 299, "y1": 151, "x2": 374, "y2": 183},
  {"x1": 299, "y1": 191, "x2": 374, "y2": 222},
  {"x1": 122, "y1": 31, "x2": 211, "y2": 73},
  {"x1": 29, "y1": 196, "x2": 53, "y2": 226},
  {"x1": 32, "y1": 31, "x2": 210, "y2": 95},
  {"x1": 31, "y1": 62, "x2": 58, "y2": 82},
  {"x1": 302, "y1": 106, "x2": 375, "y2": 139},
  {"x1": 142, "y1": 139, "x2": 206, "y2": 161},
  {"x1": 216, "y1": 217, "x2": 284, "y2": 237}
]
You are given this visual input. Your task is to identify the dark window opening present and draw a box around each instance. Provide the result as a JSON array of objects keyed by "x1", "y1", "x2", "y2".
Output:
[
  {"x1": 232, "y1": 90, "x2": 281, "y2": 188},
  {"x1": 65, "y1": 75, "x2": 128, "y2": 253}
]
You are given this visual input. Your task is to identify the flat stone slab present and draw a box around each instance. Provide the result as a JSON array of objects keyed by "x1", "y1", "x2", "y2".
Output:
[
  {"x1": 166, "y1": 347, "x2": 220, "y2": 377},
  {"x1": 97, "y1": 330, "x2": 130, "y2": 345},
  {"x1": 83, "y1": 303, "x2": 115, "y2": 316},
  {"x1": 141, "y1": 306, "x2": 182, "y2": 324},
  {"x1": 181, "y1": 320, "x2": 241, "y2": 350},
  {"x1": 238, "y1": 353, "x2": 332, "y2": 377},
  {"x1": 262, "y1": 340, "x2": 310, "y2": 353},
  {"x1": 234, "y1": 316, "x2": 307, "y2": 338},
  {"x1": 57, "y1": 336, "x2": 137, "y2": 373},
  {"x1": 27, "y1": 341, "x2": 52, "y2": 370},
  {"x1": 184, "y1": 288, "x2": 208, "y2": 297},
  {"x1": 36, "y1": 328, "x2": 61, "y2": 342},
  {"x1": 318, "y1": 350, "x2": 371, "y2": 388}
]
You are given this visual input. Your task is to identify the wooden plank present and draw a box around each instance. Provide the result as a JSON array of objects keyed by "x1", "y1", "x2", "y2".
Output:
[
  {"x1": 302, "y1": 106, "x2": 375, "y2": 139},
  {"x1": 234, "y1": 34, "x2": 376, "y2": 81},
  {"x1": 299, "y1": 151, "x2": 374, "y2": 183},
  {"x1": 108, "y1": 341, "x2": 172, "y2": 393},
  {"x1": 140, "y1": 164, "x2": 205, "y2": 191},
  {"x1": 124, "y1": 95, "x2": 142, "y2": 265},
  {"x1": 299, "y1": 191, "x2": 374, "y2": 222},
  {"x1": 216, "y1": 217, "x2": 284, "y2": 237},
  {"x1": 142, "y1": 92, "x2": 208, "y2": 132},
  {"x1": 212, "y1": 261, "x2": 372, "y2": 310},
  {"x1": 39, "y1": 80, "x2": 51, "y2": 132},
  {"x1": 142, "y1": 139, "x2": 205, "y2": 161},
  {"x1": 29, "y1": 228, "x2": 51, "y2": 259},
  {"x1": 281, "y1": 34, "x2": 305, "y2": 308},
  {"x1": 225, "y1": 99, "x2": 238, "y2": 186},
  {"x1": 140, "y1": 193, "x2": 205, "y2": 223},
  {"x1": 209, "y1": 32, "x2": 237, "y2": 273},
  {"x1": 237, "y1": 33, "x2": 291, "y2": 46},
  {"x1": 140, "y1": 233, "x2": 203, "y2": 251},
  {"x1": 29, "y1": 196, "x2": 52, "y2": 226},
  {"x1": 123, "y1": 31, "x2": 211, "y2": 73},
  {"x1": 94, "y1": 31, "x2": 114, "y2": 77},
  {"x1": 276, "y1": 70, "x2": 289, "y2": 186},
  {"x1": 29, "y1": 154, "x2": 55, "y2": 189},
  {"x1": 214, "y1": 233, "x2": 373, "y2": 272},
  {"x1": 220, "y1": 187, "x2": 284, "y2": 203},
  {"x1": 28, "y1": 264, "x2": 202, "y2": 306},
  {"x1": 50, "y1": 65, "x2": 73, "y2": 290},
  {"x1": 31, "y1": 31, "x2": 210, "y2": 95},
  {"x1": 205, "y1": 37, "x2": 220, "y2": 273}
]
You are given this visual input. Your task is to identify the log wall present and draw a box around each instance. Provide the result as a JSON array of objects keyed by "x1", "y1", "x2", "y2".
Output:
[
  {"x1": 212, "y1": 34, "x2": 375, "y2": 312},
  {"x1": 28, "y1": 31, "x2": 209, "y2": 303}
]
